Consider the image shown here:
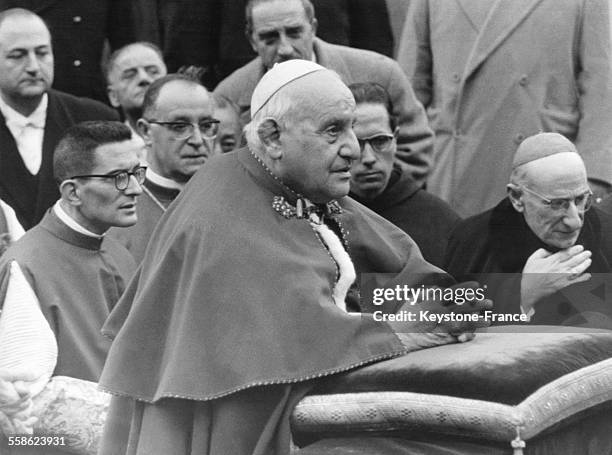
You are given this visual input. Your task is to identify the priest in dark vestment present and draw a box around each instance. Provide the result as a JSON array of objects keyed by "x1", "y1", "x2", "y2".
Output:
[
  {"x1": 0, "y1": 121, "x2": 143, "y2": 454},
  {"x1": 98, "y1": 60, "x2": 489, "y2": 455},
  {"x1": 107, "y1": 74, "x2": 217, "y2": 262},
  {"x1": 445, "y1": 133, "x2": 612, "y2": 327},
  {"x1": 347, "y1": 82, "x2": 461, "y2": 269}
]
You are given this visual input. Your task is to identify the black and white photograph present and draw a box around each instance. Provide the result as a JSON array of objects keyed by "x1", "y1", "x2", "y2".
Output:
[{"x1": 1, "y1": 1, "x2": 612, "y2": 454}]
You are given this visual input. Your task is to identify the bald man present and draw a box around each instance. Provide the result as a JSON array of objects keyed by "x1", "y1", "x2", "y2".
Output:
[
  {"x1": 0, "y1": 8, "x2": 118, "y2": 229},
  {"x1": 445, "y1": 133, "x2": 612, "y2": 327},
  {"x1": 107, "y1": 74, "x2": 217, "y2": 262}
]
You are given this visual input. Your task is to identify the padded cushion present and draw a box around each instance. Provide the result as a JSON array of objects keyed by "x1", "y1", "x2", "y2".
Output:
[
  {"x1": 292, "y1": 328, "x2": 612, "y2": 446},
  {"x1": 313, "y1": 328, "x2": 612, "y2": 404}
]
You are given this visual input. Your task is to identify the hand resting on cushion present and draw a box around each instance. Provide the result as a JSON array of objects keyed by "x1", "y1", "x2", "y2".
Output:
[{"x1": 386, "y1": 281, "x2": 492, "y2": 350}]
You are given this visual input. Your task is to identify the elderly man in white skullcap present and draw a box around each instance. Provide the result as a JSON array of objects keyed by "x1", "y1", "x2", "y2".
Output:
[
  {"x1": 97, "y1": 60, "x2": 489, "y2": 455},
  {"x1": 445, "y1": 132, "x2": 612, "y2": 327}
]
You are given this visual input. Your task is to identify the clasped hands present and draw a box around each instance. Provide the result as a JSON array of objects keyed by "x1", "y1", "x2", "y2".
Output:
[{"x1": 521, "y1": 245, "x2": 592, "y2": 314}]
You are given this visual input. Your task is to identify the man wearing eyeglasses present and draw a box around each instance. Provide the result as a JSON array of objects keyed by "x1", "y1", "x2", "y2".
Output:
[
  {"x1": 108, "y1": 73, "x2": 217, "y2": 262},
  {"x1": 445, "y1": 132, "x2": 612, "y2": 326},
  {"x1": 348, "y1": 82, "x2": 460, "y2": 269},
  {"x1": 0, "y1": 121, "x2": 141, "y2": 450}
]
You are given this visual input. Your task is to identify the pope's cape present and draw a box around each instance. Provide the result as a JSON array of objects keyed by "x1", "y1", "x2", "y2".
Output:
[{"x1": 99, "y1": 147, "x2": 445, "y2": 403}]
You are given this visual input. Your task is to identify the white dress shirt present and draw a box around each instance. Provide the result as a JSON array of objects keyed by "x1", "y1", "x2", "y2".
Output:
[{"x1": 0, "y1": 94, "x2": 48, "y2": 175}]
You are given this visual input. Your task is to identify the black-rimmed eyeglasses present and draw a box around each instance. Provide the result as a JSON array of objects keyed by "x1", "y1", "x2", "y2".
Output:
[
  {"x1": 146, "y1": 119, "x2": 220, "y2": 139},
  {"x1": 70, "y1": 166, "x2": 147, "y2": 191},
  {"x1": 521, "y1": 186, "x2": 593, "y2": 212},
  {"x1": 357, "y1": 133, "x2": 396, "y2": 154}
]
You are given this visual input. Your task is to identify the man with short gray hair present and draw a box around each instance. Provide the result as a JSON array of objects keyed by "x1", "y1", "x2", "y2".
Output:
[
  {"x1": 106, "y1": 41, "x2": 167, "y2": 154},
  {"x1": 215, "y1": 0, "x2": 434, "y2": 186}
]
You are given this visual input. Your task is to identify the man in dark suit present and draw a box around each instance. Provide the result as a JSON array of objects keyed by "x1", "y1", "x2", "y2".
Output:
[
  {"x1": 0, "y1": 0, "x2": 135, "y2": 102},
  {"x1": 214, "y1": 0, "x2": 433, "y2": 186},
  {"x1": 133, "y1": 0, "x2": 393, "y2": 88},
  {"x1": 0, "y1": 9, "x2": 118, "y2": 230}
]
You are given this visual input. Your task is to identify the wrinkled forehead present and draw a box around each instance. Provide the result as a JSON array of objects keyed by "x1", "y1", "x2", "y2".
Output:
[
  {"x1": 111, "y1": 45, "x2": 164, "y2": 73},
  {"x1": 251, "y1": 0, "x2": 310, "y2": 26}
]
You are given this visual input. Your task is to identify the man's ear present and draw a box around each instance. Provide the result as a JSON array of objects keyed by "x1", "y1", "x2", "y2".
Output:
[
  {"x1": 310, "y1": 17, "x2": 318, "y2": 36},
  {"x1": 107, "y1": 86, "x2": 120, "y2": 109},
  {"x1": 507, "y1": 183, "x2": 524, "y2": 213},
  {"x1": 137, "y1": 119, "x2": 152, "y2": 145},
  {"x1": 246, "y1": 28, "x2": 258, "y2": 53},
  {"x1": 59, "y1": 180, "x2": 82, "y2": 207},
  {"x1": 257, "y1": 119, "x2": 282, "y2": 159}
]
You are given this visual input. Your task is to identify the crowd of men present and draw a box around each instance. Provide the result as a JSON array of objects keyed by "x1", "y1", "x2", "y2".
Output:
[{"x1": 0, "y1": 1, "x2": 612, "y2": 454}]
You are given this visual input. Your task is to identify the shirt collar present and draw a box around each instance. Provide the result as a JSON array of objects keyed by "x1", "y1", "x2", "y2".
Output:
[
  {"x1": 53, "y1": 200, "x2": 104, "y2": 239},
  {"x1": 146, "y1": 168, "x2": 185, "y2": 191},
  {"x1": 125, "y1": 119, "x2": 140, "y2": 137},
  {"x1": 0, "y1": 93, "x2": 48, "y2": 130}
]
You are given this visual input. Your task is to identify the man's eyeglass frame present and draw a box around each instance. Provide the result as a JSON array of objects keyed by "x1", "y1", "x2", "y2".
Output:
[
  {"x1": 521, "y1": 186, "x2": 593, "y2": 212},
  {"x1": 357, "y1": 128, "x2": 398, "y2": 154},
  {"x1": 70, "y1": 166, "x2": 147, "y2": 191},
  {"x1": 146, "y1": 119, "x2": 220, "y2": 140}
]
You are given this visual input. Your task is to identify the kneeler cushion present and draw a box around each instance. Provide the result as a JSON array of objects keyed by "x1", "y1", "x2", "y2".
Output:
[{"x1": 292, "y1": 327, "x2": 612, "y2": 448}]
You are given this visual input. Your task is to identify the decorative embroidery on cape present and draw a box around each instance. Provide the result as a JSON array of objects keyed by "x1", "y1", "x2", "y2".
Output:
[
  {"x1": 249, "y1": 148, "x2": 352, "y2": 310},
  {"x1": 249, "y1": 148, "x2": 343, "y2": 221},
  {"x1": 272, "y1": 196, "x2": 342, "y2": 221}
]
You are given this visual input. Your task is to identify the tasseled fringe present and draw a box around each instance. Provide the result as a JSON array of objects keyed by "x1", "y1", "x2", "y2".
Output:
[{"x1": 511, "y1": 427, "x2": 526, "y2": 455}]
